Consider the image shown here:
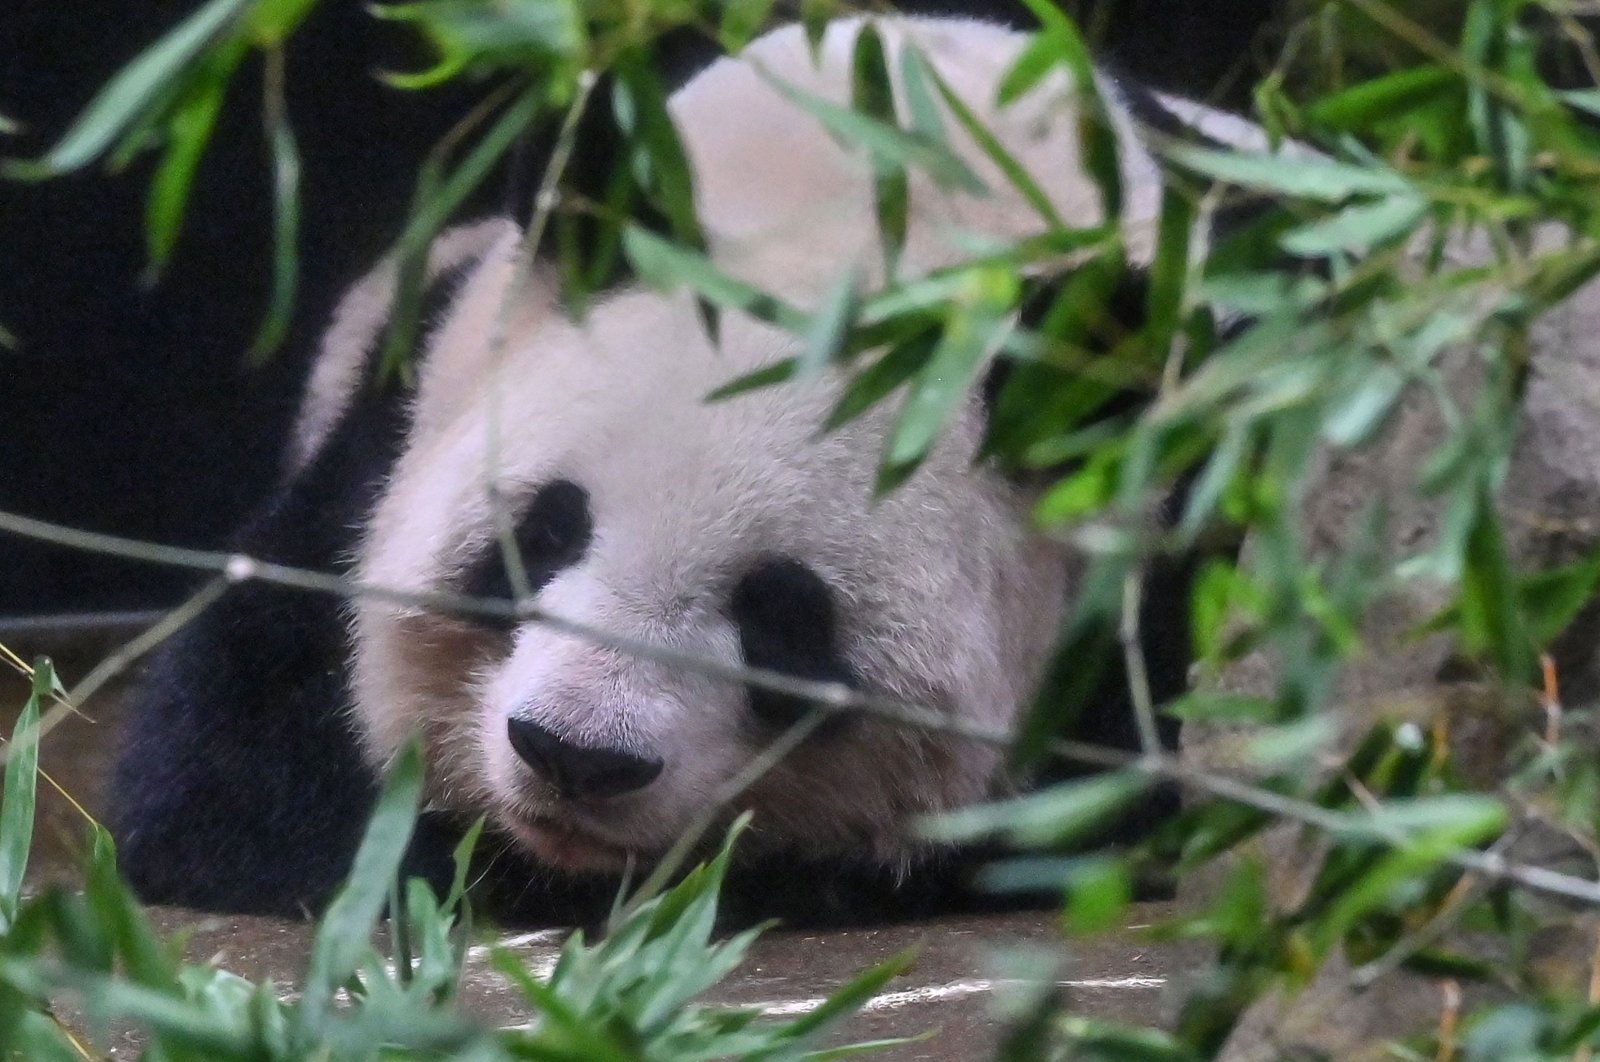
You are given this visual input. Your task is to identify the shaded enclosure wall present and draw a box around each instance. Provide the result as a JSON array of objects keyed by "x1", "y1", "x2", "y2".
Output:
[{"x1": 0, "y1": 0, "x2": 1278, "y2": 615}]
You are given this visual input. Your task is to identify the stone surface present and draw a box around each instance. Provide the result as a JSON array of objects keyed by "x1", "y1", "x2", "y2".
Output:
[{"x1": 1182, "y1": 260, "x2": 1600, "y2": 1060}]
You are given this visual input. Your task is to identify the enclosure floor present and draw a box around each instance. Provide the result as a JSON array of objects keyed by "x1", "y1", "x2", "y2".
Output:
[{"x1": 3, "y1": 642, "x2": 1201, "y2": 1058}]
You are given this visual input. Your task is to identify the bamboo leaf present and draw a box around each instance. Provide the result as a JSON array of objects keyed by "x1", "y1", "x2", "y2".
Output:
[
  {"x1": 622, "y1": 225, "x2": 807, "y2": 331},
  {"x1": 1165, "y1": 144, "x2": 1411, "y2": 201},
  {"x1": 881, "y1": 267, "x2": 1017, "y2": 487},
  {"x1": 756, "y1": 62, "x2": 983, "y2": 194},
  {"x1": 143, "y1": 42, "x2": 245, "y2": 275},
  {"x1": 3, "y1": 0, "x2": 251, "y2": 179},
  {"x1": 0, "y1": 663, "x2": 46, "y2": 933},
  {"x1": 249, "y1": 46, "x2": 301, "y2": 359},
  {"x1": 1279, "y1": 196, "x2": 1427, "y2": 257},
  {"x1": 921, "y1": 770, "x2": 1152, "y2": 846},
  {"x1": 797, "y1": 266, "x2": 862, "y2": 378},
  {"x1": 926, "y1": 60, "x2": 1066, "y2": 230},
  {"x1": 294, "y1": 742, "x2": 423, "y2": 1043},
  {"x1": 853, "y1": 23, "x2": 907, "y2": 271}
]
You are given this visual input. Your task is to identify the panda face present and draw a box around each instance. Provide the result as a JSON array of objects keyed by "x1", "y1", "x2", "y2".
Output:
[{"x1": 352, "y1": 278, "x2": 1070, "y2": 871}]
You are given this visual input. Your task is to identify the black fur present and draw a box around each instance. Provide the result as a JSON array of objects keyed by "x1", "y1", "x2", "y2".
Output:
[
  {"x1": 729, "y1": 558, "x2": 858, "y2": 733},
  {"x1": 458, "y1": 479, "x2": 594, "y2": 624},
  {"x1": 111, "y1": 255, "x2": 485, "y2": 916},
  {"x1": 112, "y1": 372, "x2": 409, "y2": 915}
]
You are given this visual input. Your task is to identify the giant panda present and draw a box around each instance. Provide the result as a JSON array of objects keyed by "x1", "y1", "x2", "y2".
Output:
[{"x1": 111, "y1": 14, "x2": 1278, "y2": 924}]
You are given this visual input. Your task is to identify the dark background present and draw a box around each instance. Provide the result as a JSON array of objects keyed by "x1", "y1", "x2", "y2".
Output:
[{"x1": 0, "y1": 0, "x2": 1279, "y2": 617}]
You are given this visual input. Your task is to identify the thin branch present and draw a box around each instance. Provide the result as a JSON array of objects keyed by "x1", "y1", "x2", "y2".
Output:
[
  {"x1": 488, "y1": 71, "x2": 598, "y2": 601},
  {"x1": 1119, "y1": 565, "x2": 1163, "y2": 755},
  {"x1": 60, "y1": 578, "x2": 228, "y2": 716}
]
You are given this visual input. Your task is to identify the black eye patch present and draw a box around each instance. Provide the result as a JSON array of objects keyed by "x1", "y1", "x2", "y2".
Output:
[
  {"x1": 729, "y1": 558, "x2": 857, "y2": 733},
  {"x1": 457, "y1": 479, "x2": 592, "y2": 627}
]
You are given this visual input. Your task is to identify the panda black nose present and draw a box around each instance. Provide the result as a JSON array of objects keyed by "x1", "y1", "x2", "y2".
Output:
[{"x1": 506, "y1": 717, "x2": 664, "y2": 800}]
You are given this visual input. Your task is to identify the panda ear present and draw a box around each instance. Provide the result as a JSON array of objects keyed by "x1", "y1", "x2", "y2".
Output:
[
  {"x1": 287, "y1": 219, "x2": 525, "y2": 478},
  {"x1": 410, "y1": 222, "x2": 563, "y2": 441},
  {"x1": 979, "y1": 266, "x2": 1154, "y2": 487}
]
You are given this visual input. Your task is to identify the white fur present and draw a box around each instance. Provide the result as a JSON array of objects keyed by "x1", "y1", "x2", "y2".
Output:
[{"x1": 342, "y1": 16, "x2": 1254, "y2": 871}]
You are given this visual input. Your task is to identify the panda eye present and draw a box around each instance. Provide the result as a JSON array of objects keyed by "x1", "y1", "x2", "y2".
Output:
[
  {"x1": 729, "y1": 558, "x2": 856, "y2": 730},
  {"x1": 457, "y1": 479, "x2": 592, "y2": 625}
]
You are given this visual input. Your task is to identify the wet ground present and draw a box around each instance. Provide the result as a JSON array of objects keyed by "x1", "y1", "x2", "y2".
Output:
[{"x1": 1, "y1": 626, "x2": 1201, "y2": 1058}]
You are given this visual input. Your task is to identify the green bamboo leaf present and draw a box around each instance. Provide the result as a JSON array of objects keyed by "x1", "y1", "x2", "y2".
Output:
[
  {"x1": 294, "y1": 742, "x2": 423, "y2": 1043},
  {"x1": 1164, "y1": 691, "x2": 1276, "y2": 722},
  {"x1": 1060, "y1": 856, "x2": 1131, "y2": 933},
  {"x1": 799, "y1": 0, "x2": 838, "y2": 62},
  {"x1": 1307, "y1": 66, "x2": 1457, "y2": 130},
  {"x1": 622, "y1": 225, "x2": 807, "y2": 331},
  {"x1": 999, "y1": 0, "x2": 1118, "y2": 221},
  {"x1": 1459, "y1": 484, "x2": 1534, "y2": 682},
  {"x1": 250, "y1": 46, "x2": 301, "y2": 359},
  {"x1": 615, "y1": 53, "x2": 705, "y2": 254},
  {"x1": 246, "y1": 0, "x2": 320, "y2": 44},
  {"x1": 996, "y1": 27, "x2": 1063, "y2": 106},
  {"x1": 1178, "y1": 423, "x2": 1247, "y2": 540},
  {"x1": 921, "y1": 770, "x2": 1151, "y2": 846},
  {"x1": 1165, "y1": 144, "x2": 1411, "y2": 202},
  {"x1": 1320, "y1": 361, "x2": 1404, "y2": 447},
  {"x1": 925, "y1": 61, "x2": 1067, "y2": 230},
  {"x1": 2, "y1": 0, "x2": 251, "y2": 179},
  {"x1": 494, "y1": 946, "x2": 636, "y2": 1062},
  {"x1": 882, "y1": 267, "x2": 1017, "y2": 485},
  {"x1": 143, "y1": 43, "x2": 245, "y2": 275},
  {"x1": 0, "y1": 662, "x2": 46, "y2": 933},
  {"x1": 756, "y1": 63, "x2": 983, "y2": 194},
  {"x1": 821, "y1": 329, "x2": 936, "y2": 431},
  {"x1": 720, "y1": 0, "x2": 777, "y2": 52},
  {"x1": 796, "y1": 266, "x2": 862, "y2": 381},
  {"x1": 5, "y1": 1012, "x2": 81, "y2": 1062},
  {"x1": 798, "y1": 1034, "x2": 931, "y2": 1060},
  {"x1": 83, "y1": 828, "x2": 177, "y2": 991},
  {"x1": 445, "y1": 816, "x2": 484, "y2": 914},
  {"x1": 1144, "y1": 185, "x2": 1192, "y2": 341},
  {"x1": 1521, "y1": 551, "x2": 1600, "y2": 646},
  {"x1": 707, "y1": 358, "x2": 798, "y2": 401},
  {"x1": 372, "y1": 0, "x2": 585, "y2": 89},
  {"x1": 1560, "y1": 88, "x2": 1600, "y2": 120},
  {"x1": 383, "y1": 84, "x2": 545, "y2": 373},
  {"x1": 1003, "y1": 0, "x2": 1094, "y2": 101},
  {"x1": 1337, "y1": 794, "x2": 1507, "y2": 850},
  {"x1": 1035, "y1": 449, "x2": 1125, "y2": 527},
  {"x1": 852, "y1": 23, "x2": 907, "y2": 272},
  {"x1": 1279, "y1": 196, "x2": 1427, "y2": 257},
  {"x1": 897, "y1": 45, "x2": 946, "y2": 144},
  {"x1": 760, "y1": 949, "x2": 917, "y2": 1047},
  {"x1": 1417, "y1": 543, "x2": 1600, "y2": 650}
]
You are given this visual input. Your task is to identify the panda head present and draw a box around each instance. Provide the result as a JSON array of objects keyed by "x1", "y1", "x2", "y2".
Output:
[
  {"x1": 349, "y1": 15, "x2": 1195, "y2": 874},
  {"x1": 352, "y1": 275, "x2": 1070, "y2": 871}
]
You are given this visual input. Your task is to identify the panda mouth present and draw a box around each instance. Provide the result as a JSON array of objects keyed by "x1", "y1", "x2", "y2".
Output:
[{"x1": 504, "y1": 813, "x2": 639, "y2": 874}]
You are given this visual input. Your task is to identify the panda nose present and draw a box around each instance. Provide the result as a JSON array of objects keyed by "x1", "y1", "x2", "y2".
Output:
[{"x1": 506, "y1": 718, "x2": 664, "y2": 800}]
